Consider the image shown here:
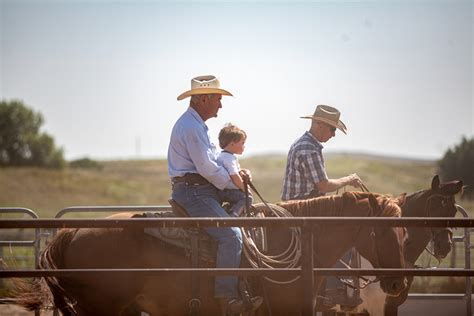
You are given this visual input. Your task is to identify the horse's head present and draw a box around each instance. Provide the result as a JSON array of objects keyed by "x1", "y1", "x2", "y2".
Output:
[
  {"x1": 355, "y1": 194, "x2": 407, "y2": 297},
  {"x1": 428, "y1": 175, "x2": 463, "y2": 259},
  {"x1": 432, "y1": 229, "x2": 453, "y2": 259},
  {"x1": 404, "y1": 175, "x2": 463, "y2": 261}
]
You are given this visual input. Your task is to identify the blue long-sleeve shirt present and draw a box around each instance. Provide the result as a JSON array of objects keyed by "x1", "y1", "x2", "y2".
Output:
[{"x1": 167, "y1": 107, "x2": 232, "y2": 190}]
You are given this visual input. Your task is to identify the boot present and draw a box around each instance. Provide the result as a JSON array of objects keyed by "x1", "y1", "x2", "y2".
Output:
[{"x1": 219, "y1": 296, "x2": 263, "y2": 316}]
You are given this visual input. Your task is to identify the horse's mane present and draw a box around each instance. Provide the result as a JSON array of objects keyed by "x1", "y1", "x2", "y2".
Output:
[
  {"x1": 348, "y1": 191, "x2": 402, "y2": 217},
  {"x1": 277, "y1": 191, "x2": 401, "y2": 218},
  {"x1": 277, "y1": 194, "x2": 343, "y2": 217},
  {"x1": 375, "y1": 195, "x2": 402, "y2": 217}
]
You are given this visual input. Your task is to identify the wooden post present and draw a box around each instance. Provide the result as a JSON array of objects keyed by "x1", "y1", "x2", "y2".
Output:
[{"x1": 301, "y1": 223, "x2": 315, "y2": 316}]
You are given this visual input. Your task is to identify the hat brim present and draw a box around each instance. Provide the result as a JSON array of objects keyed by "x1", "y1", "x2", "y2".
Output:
[
  {"x1": 300, "y1": 116, "x2": 347, "y2": 134},
  {"x1": 177, "y1": 88, "x2": 233, "y2": 101}
]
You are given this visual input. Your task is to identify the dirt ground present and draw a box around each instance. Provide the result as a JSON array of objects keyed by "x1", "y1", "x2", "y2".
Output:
[{"x1": 1, "y1": 297, "x2": 471, "y2": 316}]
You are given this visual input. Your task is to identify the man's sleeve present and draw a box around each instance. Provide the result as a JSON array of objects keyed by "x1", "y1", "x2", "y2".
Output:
[{"x1": 183, "y1": 127, "x2": 231, "y2": 190}]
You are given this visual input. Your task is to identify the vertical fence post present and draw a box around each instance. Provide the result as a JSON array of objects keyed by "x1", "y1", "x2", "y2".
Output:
[
  {"x1": 464, "y1": 226, "x2": 472, "y2": 316},
  {"x1": 301, "y1": 222, "x2": 315, "y2": 316}
]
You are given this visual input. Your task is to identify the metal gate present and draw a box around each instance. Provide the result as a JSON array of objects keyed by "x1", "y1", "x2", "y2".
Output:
[{"x1": 1, "y1": 215, "x2": 474, "y2": 316}]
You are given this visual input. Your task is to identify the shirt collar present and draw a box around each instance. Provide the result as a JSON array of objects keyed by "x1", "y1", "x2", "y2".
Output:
[
  {"x1": 305, "y1": 131, "x2": 324, "y2": 149},
  {"x1": 187, "y1": 107, "x2": 208, "y2": 131}
]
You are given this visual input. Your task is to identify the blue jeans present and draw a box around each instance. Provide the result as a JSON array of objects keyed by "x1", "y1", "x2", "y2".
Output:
[
  {"x1": 171, "y1": 182, "x2": 243, "y2": 298},
  {"x1": 326, "y1": 249, "x2": 352, "y2": 289},
  {"x1": 218, "y1": 189, "x2": 253, "y2": 217}
]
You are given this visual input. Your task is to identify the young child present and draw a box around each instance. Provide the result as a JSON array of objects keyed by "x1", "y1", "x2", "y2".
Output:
[{"x1": 217, "y1": 123, "x2": 253, "y2": 217}]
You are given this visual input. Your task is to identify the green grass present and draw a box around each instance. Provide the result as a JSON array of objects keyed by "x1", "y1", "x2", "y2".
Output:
[
  {"x1": 0, "y1": 153, "x2": 472, "y2": 294},
  {"x1": 0, "y1": 159, "x2": 170, "y2": 217}
]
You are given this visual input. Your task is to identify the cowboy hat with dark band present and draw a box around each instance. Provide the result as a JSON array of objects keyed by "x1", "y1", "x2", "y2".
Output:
[
  {"x1": 177, "y1": 75, "x2": 233, "y2": 101},
  {"x1": 301, "y1": 104, "x2": 347, "y2": 134}
]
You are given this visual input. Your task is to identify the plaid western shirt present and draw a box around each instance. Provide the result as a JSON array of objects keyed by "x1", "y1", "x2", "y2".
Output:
[{"x1": 281, "y1": 131, "x2": 328, "y2": 200}]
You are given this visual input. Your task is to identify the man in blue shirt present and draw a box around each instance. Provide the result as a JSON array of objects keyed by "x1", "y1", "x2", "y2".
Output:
[{"x1": 168, "y1": 75, "x2": 262, "y2": 315}]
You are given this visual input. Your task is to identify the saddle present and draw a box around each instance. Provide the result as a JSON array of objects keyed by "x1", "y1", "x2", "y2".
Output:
[{"x1": 140, "y1": 199, "x2": 217, "y2": 262}]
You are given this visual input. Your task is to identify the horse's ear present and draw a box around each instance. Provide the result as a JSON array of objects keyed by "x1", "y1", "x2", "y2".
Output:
[
  {"x1": 431, "y1": 175, "x2": 440, "y2": 191},
  {"x1": 454, "y1": 181, "x2": 464, "y2": 195},
  {"x1": 446, "y1": 180, "x2": 464, "y2": 195},
  {"x1": 394, "y1": 193, "x2": 407, "y2": 207},
  {"x1": 438, "y1": 179, "x2": 464, "y2": 196},
  {"x1": 368, "y1": 194, "x2": 380, "y2": 214}
]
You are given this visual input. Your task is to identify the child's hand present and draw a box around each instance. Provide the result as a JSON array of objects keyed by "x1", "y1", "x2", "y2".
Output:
[{"x1": 239, "y1": 169, "x2": 252, "y2": 183}]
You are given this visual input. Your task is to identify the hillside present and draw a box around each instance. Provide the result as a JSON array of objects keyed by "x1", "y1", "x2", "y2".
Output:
[{"x1": 1, "y1": 153, "x2": 470, "y2": 218}]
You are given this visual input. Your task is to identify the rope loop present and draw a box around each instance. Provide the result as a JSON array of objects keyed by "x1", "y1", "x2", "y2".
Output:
[{"x1": 242, "y1": 202, "x2": 302, "y2": 285}]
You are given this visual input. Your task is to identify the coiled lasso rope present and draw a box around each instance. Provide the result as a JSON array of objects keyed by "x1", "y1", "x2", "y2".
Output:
[{"x1": 242, "y1": 202, "x2": 302, "y2": 284}]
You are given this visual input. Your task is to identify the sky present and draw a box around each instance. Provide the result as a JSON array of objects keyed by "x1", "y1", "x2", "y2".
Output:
[{"x1": 1, "y1": 0, "x2": 472, "y2": 161}]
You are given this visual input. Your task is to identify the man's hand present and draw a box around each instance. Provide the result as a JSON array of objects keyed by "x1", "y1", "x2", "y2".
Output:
[{"x1": 346, "y1": 173, "x2": 363, "y2": 189}]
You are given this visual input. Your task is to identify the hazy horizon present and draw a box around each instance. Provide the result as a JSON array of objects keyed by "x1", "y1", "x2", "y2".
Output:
[{"x1": 78, "y1": 149, "x2": 439, "y2": 164}]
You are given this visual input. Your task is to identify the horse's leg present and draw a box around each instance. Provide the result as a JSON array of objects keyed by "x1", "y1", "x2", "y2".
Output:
[
  {"x1": 73, "y1": 304, "x2": 116, "y2": 316},
  {"x1": 76, "y1": 304, "x2": 122, "y2": 316},
  {"x1": 69, "y1": 293, "x2": 130, "y2": 316},
  {"x1": 131, "y1": 277, "x2": 194, "y2": 316},
  {"x1": 384, "y1": 304, "x2": 398, "y2": 316},
  {"x1": 121, "y1": 302, "x2": 143, "y2": 316}
]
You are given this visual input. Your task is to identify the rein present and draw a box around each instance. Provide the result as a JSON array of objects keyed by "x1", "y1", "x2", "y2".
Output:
[
  {"x1": 242, "y1": 177, "x2": 301, "y2": 316},
  {"x1": 242, "y1": 178, "x2": 301, "y2": 285},
  {"x1": 334, "y1": 181, "x2": 386, "y2": 290}
]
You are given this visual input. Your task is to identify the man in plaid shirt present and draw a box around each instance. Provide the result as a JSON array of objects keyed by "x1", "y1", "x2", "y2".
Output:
[
  {"x1": 281, "y1": 104, "x2": 363, "y2": 310},
  {"x1": 282, "y1": 104, "x2": 361, "y2": 201}
]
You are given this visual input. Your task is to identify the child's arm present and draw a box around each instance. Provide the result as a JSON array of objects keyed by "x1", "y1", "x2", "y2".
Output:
[{"x1": 230, "y1": 173, "x2": 245, "y2": 191}]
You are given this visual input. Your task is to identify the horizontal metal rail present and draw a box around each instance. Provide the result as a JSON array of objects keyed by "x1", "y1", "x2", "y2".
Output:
[
  {"x1": 0, "y1": 240, "x2": 36, "y2": 246},
  {"x1": 1, "y1": 217, "x2": 473, "y2": 229},
  {"x1": 1, "y1": 268, "x2": 473, "y2": 278},
  {"x1": 55, "y1": 205, "x2": 172, "y2": 218},
  {"x1": 408, "y1": 293, "x2": 469, "y2": 300},
  {"x1": 2, "y1": 215, "x2": 472, "y2": 316},
  {"x1": 0, "y1": 207, "x2": 39, "y2": 218}
]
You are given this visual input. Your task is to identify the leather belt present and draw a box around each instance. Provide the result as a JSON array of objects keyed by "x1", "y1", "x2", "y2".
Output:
[{"x1": 172, "y1": 173, "x2": 209, "y2": 186}]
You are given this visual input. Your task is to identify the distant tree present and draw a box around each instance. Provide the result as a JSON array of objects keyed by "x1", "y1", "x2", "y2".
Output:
[
  {"x1": 0, "y1": 99, "x2": 65, "y2": 168},
  {"x1": 438, "y1": 136, "x2": 474, "y2": 199},
  {"x1": 70, "y1": 157, "x2": 103, "y2": 170}
]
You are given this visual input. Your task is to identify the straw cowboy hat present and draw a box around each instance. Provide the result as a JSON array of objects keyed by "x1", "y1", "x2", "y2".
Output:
[
  {"x1": 177, "y1": 75, "x2": 233, "y2": 101},
  {"x1": 301, "y1": 104, "x2": 347, "y2": 134}
]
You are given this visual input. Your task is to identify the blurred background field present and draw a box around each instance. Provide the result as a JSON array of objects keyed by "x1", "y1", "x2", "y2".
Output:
[
  {"x1": 1, "y1": 153, "x2": 472, "y2": 216},
  {"x1": 0, "y1": 153, "x2": 472, "y2": 295}
]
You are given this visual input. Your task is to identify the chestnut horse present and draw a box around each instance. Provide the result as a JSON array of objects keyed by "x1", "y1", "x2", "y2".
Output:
[
  {"x1": 12, "y1": 192, "x2": 407, "y2": 316},
  {"x1": 337, "y1": 175, "x2": 463, "y2": 316},
  {"x1": 255, "y1": 192, "x2": 407, "y2": 316}
]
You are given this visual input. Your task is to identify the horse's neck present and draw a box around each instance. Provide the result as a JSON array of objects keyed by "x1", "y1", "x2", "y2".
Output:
[
  {"x1": 404, "y1": 233, "x2": 431, "y2": 264},
  {"x1": 403, "y1": 190, "x2": 432, "y2": 263},
  {"x1": 314, "y1": 238, "x2": 353, "y2": 268},
  {"x1": 403, "y1": 190, "x2": 429, "y2": 217}
]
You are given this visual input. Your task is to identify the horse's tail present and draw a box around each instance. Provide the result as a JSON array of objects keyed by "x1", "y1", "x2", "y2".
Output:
[
  {"x1": 9, "y1": 274, "x2": 54, "y2": 311},
  {"x1": 10, "y1": 228, "x2": 78, "y2": 316}
]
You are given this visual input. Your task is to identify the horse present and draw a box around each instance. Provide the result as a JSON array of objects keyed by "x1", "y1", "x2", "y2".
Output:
[
  {"x1": 335, "y1": 175, "x2": 463, "y2": 316},
  {"x1": 11, "y1": 192, "x2": 407, "y2": 316}
]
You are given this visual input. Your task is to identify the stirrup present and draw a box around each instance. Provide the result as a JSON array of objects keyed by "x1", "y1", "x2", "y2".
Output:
[{"x1": 222, "y1": 296, "x2": 263, "y2": 315}]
